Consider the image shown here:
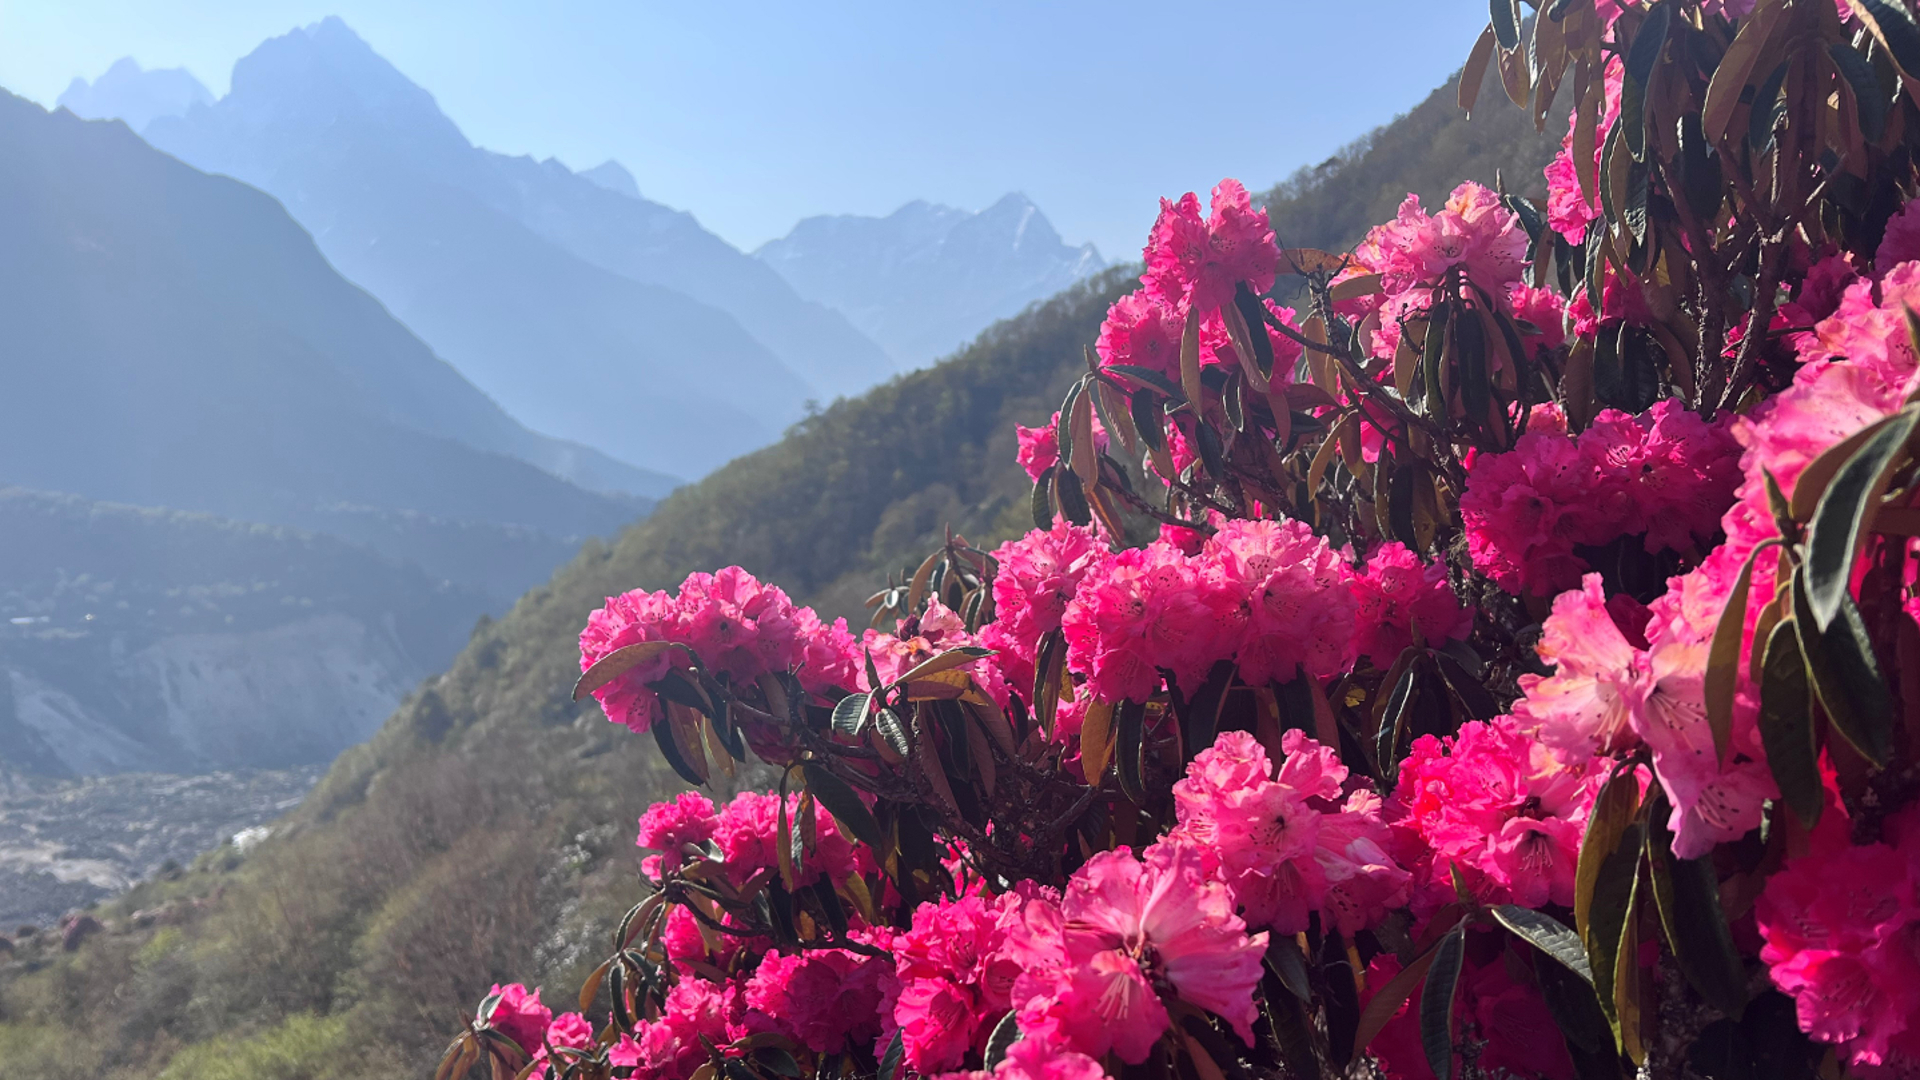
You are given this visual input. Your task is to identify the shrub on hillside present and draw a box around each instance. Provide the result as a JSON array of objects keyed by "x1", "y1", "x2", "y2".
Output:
[{"x1": 448, "y1": 4, "x2": 1920, "y2": 1079}]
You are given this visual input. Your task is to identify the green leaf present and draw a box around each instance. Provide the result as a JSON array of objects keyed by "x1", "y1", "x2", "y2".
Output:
[
  {"x1": 1054, "y1": 467, "x2": 1092, "y2": 527},
  {"x1": 889, "y1": 646, "x2": 994, "y2": 689},
  {"x1": 573, "y1": 640, "x2": 683, "y2": 701},
  {"x1": 751, "y1": 1048, "x2": 805, "y2": 1078},
  {"x1": 1115, "y1": 698, "x2": 1147, "y2": 803},
  {"x1": 1586, "y1": 823, "x2": 1644, "y2": 1034},
  {"x1": 1490, "y1": 0, "x2": 1520, "y2": 49},
  {"x1": 1705, "y1": 540, "x2": 1781, "y2": 765},
  {"x1": 1492, "y1": 905, "x2": 1594, "y2": 984},
  {"x1": 1105, "y1": 364, "x2": 1186, "y2": 403},
  {"x1": 1804, "y1": 406, "x2": 1918, "y2": 631},
  {"x1": 801, "y1": 763, "x2": 883, "y2": 849},
  {"x1": 1376, "y1": 654, "x2": 1423, "y2": 788},
  {"x1": 1055, "y1": 382, "x2": 1081, "y2": 479},
  {"x1": 1793, "y1": 568, "x2": 1893, "y2": 766},
  {"x1": 1031, "y1": 464, "x2": 1055, "y2": 530},
  {"x1": 1626, "y1": 2, "x2": 1671, "y2": 85},
  {"x1": 879, "y1": 1031, "x2": 905, "y2": 1080},
  {"x1": 1576, "y1": 769, "x2": 1639, "y2": 941},
  {"x1": 1130, "y1": 388, "x2": 1166, "y2": 453},
  {"x1": 1647, "y1": 802, "x2": 1749, "y2": 1019},
  {"x1": 1748, "y1": 60, "x2": 1789, "y2": 152},
  {"x1": 1456, "y1": 303, "x2": 1491, "y2": 424},
  {"x1": 1830, "y1": 43, "x2": 1891, "y2": 142},
  {"x1": 1421, "y1": 304, "x2": 1449, "y2": 417},
  {"x1": 1535, "y1": 950, "x2": 1615, "y2": 1060},
  {"x1": 652, "y1": 715, "x2": 707, "y2": 787},
  {"x1": 1853, "y1": 0, "x2": 1920, "y2": 80},
  {"x1": 1389, "y1": 458, "x2": 1420, "y2": 550},
  {"x1": 873, "y1": 708, "x2": 911, "y2": 758},
  {"x1": 982, "y1": 1012, "x2": 1021, "y2": 1069},
  {"x1": 1758, "y1": 620, "x2": 1823, "y2": 829},
  {"x1": 1421, "y1": 926, "x2": 1467, "y2": 1080},
  {"x1": 1355, "y1": 930, "x2": 1445, "y2": 1052},
  {"x1": 1265, "y1": 935, "x2": 1313, "y2": 1001},
  {"x1": 1676, "y1": 112, "x2": 1723, "y2": 221},
  {"x1": 1194, "y1": 421, "x2": 1228, "y2": 484},
  {"x1": 830, "y1": 693, "x2": 871, "y2": 738}
]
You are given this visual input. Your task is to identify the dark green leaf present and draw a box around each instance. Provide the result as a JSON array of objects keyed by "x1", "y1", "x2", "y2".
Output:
[
  {"x1": 1234, "y1": 284, "x2": 1278, "y2": 375},
  {"x1": 873, "y1": 708, "x2": 911, "y2": 758},
  {"x1": 1456, "y1": 303, "x2": 1491, "y2": 423},
  {"x1": 802, "y1": 763, "x2": 884, "y2": 849},
  {"x1": 1676, "y1": 113, "x2": 1723, "y2": 221},
  {"x1": 1793, "y1": 569, "x2": 1893, "y2": 766},
  {"x1": 1758, "y1": 620, "x2": 1822, "y2": 829},
  {"x1": 1054, "y1": 468, "x2": 1092, "y2": 527},
  {"x1": 1536, "y1": 949, "x2": 1615, "y2": 1060},
  {"x1": 1389, "y1": 459, "x2": 1420, "y2": 550},
  {"x1": 1376, "y1": 655, "x2": 1422, "y2": 788},
  {"x1": 1626, "y1": 3, "x2": 1671, "y2": 84},
  {"x1": 1130, "y1": 388, "x2": 1167, "y2": 453},
  {"x1": 1433, "y1": 648, "x2": 1499, "y2": 721},
  {"x1": 831, "y1": 693, "x2": 871, "y2": 738},
  {"x1": 1804, "y1": 406, "x2": 1917, "y2": 631},
  {"x1": 1194, "y1": 421, "x2": 1228, "y2": 484},
  {"x1": 1706, "y1": 540, "x2": 1782, "y2": 765},
  {"x1": 983, "y1": 1012, "x2": 1021, "y2": 1070},
  {"x1": 1263, "y1": 974, "x2": 1322, "y2": 1080},
  {"x1": 1116, "y1": 698, "x2": 1147, "y2": 803},
  {"x1": 1106, "y1": 364, "x2": 1186, "y2": 402},
  {"x1": 879, "y1": 1031, "x2": 904, "y2": 1080},
  {"x1": 1855, "y1": 0, "x2": 1920, "y2": 80},
  {"x1": 1748, "y1": 61, "x2": 1789, "y2": 152},
  {"x1": 810, "y1": 875, "x2": 849, "y2": 939},
  {"x1": 1622, "y1": 70, "x2": 1648, "y2": 162},
  {"x1": 1055, "y1": 383, "x2": 1081, "y2": 477},
  {"x1": 1031, "y1": 464, "x2": 1055, "y2": 530},
  {"x1": 650, "y1": 669, "x2": 711, "y2": 716},
  {"x1": 751, "y1": 1048, "x2": 805, "y2": 1078},
  {"x1": 651, "y1": 715, "x2": 706, "y2": 787},
  {"x1": 1830, "y1": 43, "x2": 1890, "y2": 142},
  {"x1": 1491, "y1": 0, "x2": 1521, "y2": 50},
  {"x1": 1623, "y1": 162, "x2": 1649, "y2": 241},
  {"x1": 1492, "y1": 906, "x2": 1594, "y2": 984},
  {"x1": 1647, "y1": 801, "x2": 1748, "y2": 1019},
  {"x1": 1421, "y1": 926, "x2": 1467, "y2": 1080},
  {"x1": 1586, "y1": 823, "x2": 1644, "y2": 1031},
  {"x1": 1265, "y1": 935, "x2": 1313, "y2": 1001}
]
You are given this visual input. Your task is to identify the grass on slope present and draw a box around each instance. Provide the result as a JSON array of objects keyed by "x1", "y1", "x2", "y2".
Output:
[{"x1": 0, "y1": 67, "x2": 1565, "y2": 1080}]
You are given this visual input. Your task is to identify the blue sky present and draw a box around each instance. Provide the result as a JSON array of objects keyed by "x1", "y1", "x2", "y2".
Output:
[{"x1": 0, "y1": 0, "x2": 1490, "y2": 258}]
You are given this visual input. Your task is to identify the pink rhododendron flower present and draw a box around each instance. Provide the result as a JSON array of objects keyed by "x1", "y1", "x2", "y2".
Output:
[
  {"x1": 1348, "y1": 542, "x2": 1471, "y2": 665},
  {"x1": 990, "y1": 520, "x2": 1106, "y2": 655},
  {"x1": 1096, "y1": 288, "x2": 1187, "y2": 381},
  {"x1": 637, "y1": 978, "x2": 746, "y2": 1080},
  {"x1": 1201, "y1": 517, "x2": 1357, "y2": 683},
  {"x1": 1142, "y1": 180, "x2": 1278, "y2": 313},
  {"x1": 746, "y1": 939, "x2": 897, "y2": 1055},
  {"x1": 1515, "y1": 575, "x2": 1641, "y2": 754},
  {"x1": 1758, "y1": 799, "x2": 1920, "y2": 1074},
  {"x1": 1389, "y1": 716, "x2": 1610, "y2": 910},
  {"x1": 487, "y1": 983, "x2": 553, "y2": 1058},
  {"x1": 1012, "y1": 841, "x2": 1267, "y2": 1063},
  {"x1": 885, "y1": 892, "x2": 1026, "y2": 1072},
  {"x1": 580, "y1": 568, "x2": 859, "y2": 732},
  {"x1": 636, "y1": 790, "x2": 719, "y2": 879},
  {"x1": 1353, "y1": 182, "x2": 1527, "y2": 299},
  {"x1": 1061, "y1": 540, "x2": 1239, "y2": 702},
  {"x1": 712, "y1": 790, "x2": 860, "y2": 889},
  {"x1": 1460, "y1": 402, "x2": 1739, "y2": 594},
  {"x1": 1172, "y1": 729, "x2": 1408, "y2": 933},
  {"x1": 1543, "y1": 56, "x2": 1622, "y2": 246}
]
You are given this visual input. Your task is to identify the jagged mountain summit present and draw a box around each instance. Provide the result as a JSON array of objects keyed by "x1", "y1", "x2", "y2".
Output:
[
  {"x1": 103, "y1": 17, "x2": 894, "y2": 477},
  {"x1": 580, "y1": 159, "x2": 641, "y2": 199},
  {"x1": 57, "y1": 58, "x2": 211, "y2": 132},
  {"x1": 756, "y1": 193, "x2": 1105, "y2": 369}
]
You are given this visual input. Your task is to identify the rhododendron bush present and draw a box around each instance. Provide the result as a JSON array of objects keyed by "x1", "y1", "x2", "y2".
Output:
[{"x1": 441, "y1": 4, "x2": 1920, "y2": 1079}]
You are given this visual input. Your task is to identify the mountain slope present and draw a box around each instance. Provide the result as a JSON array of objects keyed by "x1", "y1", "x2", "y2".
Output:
[
  {"x1": 0, "y1": 91, "x2": 652, "y2": 598},
  {"x1": 758, "y1": 193, "x2": 1105, "y2": 368},
  {"x1": 138, "y1": 19, "x2": 894, "y2": 474},
  {"x1": 0, "y1": 486, "x2": 485, "y2": 777},
  {"x1": 0, "y1": 63, "x2": 1563, "y2": 1080}
]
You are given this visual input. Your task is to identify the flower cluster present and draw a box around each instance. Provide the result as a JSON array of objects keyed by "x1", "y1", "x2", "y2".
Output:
[
  {"x1": 1142, "y1": 179, "x2": 1277, "y2": 313},
  {"x1": 1389, "y1": 715, "x2": 1613, "y2": 911},
  {"x1": 1346, "y1": 541, "x2": 1471, "y2": 665},
  {"x1": 581, "y1": 568, "x2": 860, "y2": 733},
  {"x1": 1015, "y1": 411, "x2": 1109, "y2": 483},
  {"x1": 1060, "y1": 518, "x2": 1359, "y2": 703},
  {"x1": 1170, "y1": 729, "x2": 1408, "y2": 933},
  {"x1": 1757, "y1": 799, "x2": 1920, "y2": 1076},
  {"x1": 1460, "y1": 400, "x2": 1741, "y2": 595}
]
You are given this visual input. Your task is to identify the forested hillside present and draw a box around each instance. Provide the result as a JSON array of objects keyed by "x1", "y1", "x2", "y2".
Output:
[{"x1": 0, "y1": 67, "x2": 1564, "y2": 1080}]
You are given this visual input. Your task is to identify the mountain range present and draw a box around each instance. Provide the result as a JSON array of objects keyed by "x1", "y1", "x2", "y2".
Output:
[
  {"x1": 758, "y1": 194, "x2": 1105, "y2": 368},
  {"x1": 134, "y1": 17, "x2": 889, "y2": 479}
]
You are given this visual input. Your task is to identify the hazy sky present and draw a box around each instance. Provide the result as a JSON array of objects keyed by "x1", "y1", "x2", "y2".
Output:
[{"x1": 0, "y1": 1, "x2": 1490, "y2": 258}]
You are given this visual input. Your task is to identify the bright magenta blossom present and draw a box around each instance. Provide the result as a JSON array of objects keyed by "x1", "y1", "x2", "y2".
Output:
[{"x1": 1142, "y1": 180, "x2": 1277, "y2": 313}]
